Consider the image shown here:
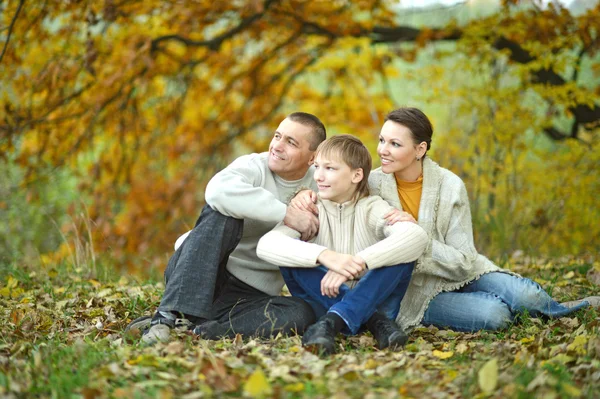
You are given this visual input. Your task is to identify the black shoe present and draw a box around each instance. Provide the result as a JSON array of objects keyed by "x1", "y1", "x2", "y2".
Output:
[
  {"x1": 367, "y1": 314, "x2": 408, "y2": 350},
  {"x1": 193, "y1": 320, "x2": 226, "y2": 340},
  {"x1": 302, "y1": 318, "x2": 337, "y2": 355}
]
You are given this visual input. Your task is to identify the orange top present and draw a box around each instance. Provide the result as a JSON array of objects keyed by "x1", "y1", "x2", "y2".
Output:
[{"x1": 395, "y1": 174, "x2": 423, "y2": 221}]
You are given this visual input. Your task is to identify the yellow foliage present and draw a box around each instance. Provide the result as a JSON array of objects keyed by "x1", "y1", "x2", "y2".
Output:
[{"x1": 1, "y1": 1, "x2": 598, "y2": 272}]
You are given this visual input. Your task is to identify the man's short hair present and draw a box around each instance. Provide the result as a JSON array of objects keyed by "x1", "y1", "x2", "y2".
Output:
[
  {"x1": 315, "y1": 134, "x2": 371, "y2": 201},
  {"x1": 287, "y1": 112, "x2": 327, "y2": 151}
]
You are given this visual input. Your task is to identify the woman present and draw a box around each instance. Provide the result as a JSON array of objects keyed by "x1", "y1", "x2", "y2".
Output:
[{"x1": 368, "y1": 107, "x2": 598, "y2": 332}]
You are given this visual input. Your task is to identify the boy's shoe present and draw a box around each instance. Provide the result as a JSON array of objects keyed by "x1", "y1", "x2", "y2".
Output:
[
  {"x1": 367, "y1": 314, "x2": 408, "y2": 350},
  {"x1": 301, "y1": 318, "x2": 337, "y2": 355},
  {"x1": 561, "y1": 296, "x2": 600, "y2": 310}
]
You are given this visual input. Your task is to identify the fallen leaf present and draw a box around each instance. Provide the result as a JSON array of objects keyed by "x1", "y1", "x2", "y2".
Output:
[
  {"x1": 455, "y1": 343, "x2": 468, "y2": 354},
  {"x1": 432, "y1": 350, "x2": 454, "y2": 359},
  {"x1": 243, "y1": 368, "x2": 271, "y2": 397},
  {"x1": 567, "y1": 335, "x2": 588, "y2": 355},
  {"x1": 478, "y1": 358, "x2": 498, "y2": 394}
]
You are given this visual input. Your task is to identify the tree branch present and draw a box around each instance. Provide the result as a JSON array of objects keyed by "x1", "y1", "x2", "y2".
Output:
[
  {"x1": 0, "y1": 0, "x2": 25, "y2": 64},
  {"x1": 151, "y1": 0, "x2": 277, "y2": 52}
]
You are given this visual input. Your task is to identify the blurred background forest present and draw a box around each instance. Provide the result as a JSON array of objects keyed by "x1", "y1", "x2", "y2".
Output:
[{"x1": 1, "y1": 0, "x2": 599, "y2": 276}]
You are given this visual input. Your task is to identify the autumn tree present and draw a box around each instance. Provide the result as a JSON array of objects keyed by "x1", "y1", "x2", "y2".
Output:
[{"x1": 1, "y1": 0, "x2": 598, "y2": 272}]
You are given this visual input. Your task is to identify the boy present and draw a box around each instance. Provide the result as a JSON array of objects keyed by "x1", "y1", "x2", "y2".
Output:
[{"x1": 257, "y1": 135, "x2": 428, "y2": 354}]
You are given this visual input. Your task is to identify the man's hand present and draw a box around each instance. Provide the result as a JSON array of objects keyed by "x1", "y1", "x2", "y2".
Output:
[
  {"x1": 321, "y1": 270, "x2": 348, "y2": 298},
  {"x1": 283, "y1": 206, "x2": 319, "y2": 241},
  {"x1": 290, "y1": 189, "x2": 318, "y2": 216},
  {"x1": 317, "y1": 250, "x2": 365, "y2": 279},
  {"x1": 383, "y1": 208, "x2": 417, "y2": 225}
]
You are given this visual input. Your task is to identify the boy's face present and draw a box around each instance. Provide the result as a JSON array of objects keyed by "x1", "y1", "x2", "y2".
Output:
[{"x1": 313, "y1": 153, "x2": 363, "y2": 204}]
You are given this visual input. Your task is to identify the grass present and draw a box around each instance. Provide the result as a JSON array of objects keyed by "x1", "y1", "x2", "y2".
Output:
[{"x1": 0, "y1": 256, "x2": 599, "y2": 398}]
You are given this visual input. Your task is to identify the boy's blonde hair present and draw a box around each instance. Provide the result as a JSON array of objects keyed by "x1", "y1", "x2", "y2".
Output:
[{"x1": 315, "y1": 134, "x2": 372, "y2": 201}]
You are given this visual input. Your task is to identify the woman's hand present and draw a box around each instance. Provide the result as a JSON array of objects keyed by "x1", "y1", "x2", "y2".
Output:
[
  {"x1": 384, "y1": 208, "x2": 417, "y2": 225},
  {"x1": 321, "y1": 270, "x2": 348, "y2": 298},
  {"x1": 290, "y1": 189, "x2": 318, "y2": 216}
]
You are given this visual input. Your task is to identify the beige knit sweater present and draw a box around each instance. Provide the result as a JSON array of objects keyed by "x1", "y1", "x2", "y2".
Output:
[
  {"x1": 369, "y1": 158, "x2": 505, "y2": 330},
  {"x1": 257, "y1": 196, "x2": 429, "y2": 280}
]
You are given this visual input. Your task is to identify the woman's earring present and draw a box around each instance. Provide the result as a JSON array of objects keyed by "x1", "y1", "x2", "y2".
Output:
[{"x1": 416, "y1": 157, "x2": 420, "y2": 161}]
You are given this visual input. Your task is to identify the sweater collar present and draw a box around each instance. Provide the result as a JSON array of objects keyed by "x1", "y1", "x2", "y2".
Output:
[
  {"x1": 318, "y1": 196, "x2": 357, "y2": 218},
  {"x1": 378, "y1": 158, "x2": 442, "y2": 237}
]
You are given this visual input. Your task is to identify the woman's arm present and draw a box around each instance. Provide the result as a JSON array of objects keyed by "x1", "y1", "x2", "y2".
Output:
[{"x1": 421, "y1": 180, "x2": 480, "y2": 281}]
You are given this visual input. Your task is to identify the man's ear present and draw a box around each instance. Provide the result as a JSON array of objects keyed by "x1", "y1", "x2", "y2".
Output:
[
  {"x1": 351, "y1": 168, "x2": 364, "y2": 184},
  {"x1": 307, "y1": 153, "x2": 316, "y2": 166}
]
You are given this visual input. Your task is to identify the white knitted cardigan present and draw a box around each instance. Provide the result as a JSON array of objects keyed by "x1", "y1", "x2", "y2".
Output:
[{"x1": 369, "y1": 158, "x2": 507, "y2": 330}]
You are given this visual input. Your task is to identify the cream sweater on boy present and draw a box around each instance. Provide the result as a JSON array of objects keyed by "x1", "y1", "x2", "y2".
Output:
[{"x1": 257, "y1": 196, "x2": 429, "y2": 281}]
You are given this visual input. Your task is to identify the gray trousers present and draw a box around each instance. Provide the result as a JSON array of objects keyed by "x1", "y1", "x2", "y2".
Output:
[{"x1": 158, "y1": 205, "x2": 315, "y2": 337}]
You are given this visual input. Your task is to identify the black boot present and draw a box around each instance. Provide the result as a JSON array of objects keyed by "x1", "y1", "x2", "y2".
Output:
[
  {"x1": 302, "y1": 316, "x2": 340, "y2": 355},
  {"x1": 366, "y1": 311, "x2": 408, "y2": 350}
]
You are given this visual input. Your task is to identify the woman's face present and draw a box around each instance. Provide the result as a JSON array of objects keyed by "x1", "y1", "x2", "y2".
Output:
[{"x1": 377, "y1": 121, "x2": 423, "y2": 176}]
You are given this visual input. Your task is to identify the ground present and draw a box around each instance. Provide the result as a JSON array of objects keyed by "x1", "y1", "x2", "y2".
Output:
[{"x1": 1, "y1": 256, "x2": 598, "y2": 398}]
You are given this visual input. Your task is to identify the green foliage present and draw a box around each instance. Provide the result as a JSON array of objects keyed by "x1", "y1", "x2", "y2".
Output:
[{"x1": 0, "y1": 160, "x2": 80, "y2": 266}]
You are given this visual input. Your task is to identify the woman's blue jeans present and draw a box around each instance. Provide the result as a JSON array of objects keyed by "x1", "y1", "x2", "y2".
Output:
[
  {"x1": 280, "y1": 262, "x2": 415, "y2": 335},
  {"x1": 422, "y1": 272, "x2": 589, "y2": 332}
]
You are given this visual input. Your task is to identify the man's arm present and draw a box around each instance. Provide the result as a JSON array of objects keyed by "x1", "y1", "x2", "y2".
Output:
[{"x1": 205, "y1": 154, "x2": 287, "y2": 223}]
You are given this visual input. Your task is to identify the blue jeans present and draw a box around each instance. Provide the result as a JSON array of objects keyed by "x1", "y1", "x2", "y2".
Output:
[
  {"x1": 422, "y1": 272, "x2": 589, "y2": 332},
  {"x1": 280, "y1": 262, "x2": 415, "y2": 335}
]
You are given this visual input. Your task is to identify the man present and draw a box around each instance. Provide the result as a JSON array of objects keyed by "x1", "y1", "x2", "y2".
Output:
[{"x1": 127, "y1": 112, "x2": 329, "y2": 344}]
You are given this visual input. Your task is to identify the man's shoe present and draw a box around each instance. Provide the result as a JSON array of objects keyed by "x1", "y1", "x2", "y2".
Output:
[
  {"x1": 125, "y1": 311, "x2": 193, "y2": 345},
  {"x1": 367, "y1": 315, "x2": 408, "y2": 350},
  {"x1": 125, "y1": 315, "x2": 152, "y2": 334},
  {"x1": 193, "y1": 320, "x2": 226, "y2": 340},
  {"x1": 301, "y1": 318, "x2": 337, "y2": 355},
  {"x1": 561, "y1": 296, "x2": 600, "y2": 310}
]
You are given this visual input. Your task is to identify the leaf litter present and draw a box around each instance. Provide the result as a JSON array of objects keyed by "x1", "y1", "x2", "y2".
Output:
[{"x1": 0, "y1": 256, "x2": 598, "y2": 398}]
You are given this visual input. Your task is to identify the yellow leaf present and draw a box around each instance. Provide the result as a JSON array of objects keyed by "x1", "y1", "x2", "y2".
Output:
[
  {"x1": 364, "y1": 359, "x2": 378, "y2": 370},
  {"x1": 243, "y1": 369, "x2": 271, "y2": 398},
  {"x1": 432, "y1": 350, "x2": 454, "y2": 359},
  {"x1": 547, "y1": 354, "x2": 575, "y2": 365},
  {"x1": 567, "y1": 335, "x2": 588, "y2": 355},
  {"x1": 478, "y1": 358, "x2": 498, "y2": 394},
  {"x1": 563, "y1": 271, "x2": 575, "y2": 279},
  {"x1": 561, "y1": 382, "x2": 582, "y2": 397},
  {"x1": 520, "y1": 336, "x2": 535, "y2": 344},
  {"x1": 7, "y1": 276, "x2": 18, "y2": 289},
  {"x1": 284, "y1": 382, "x2": 305, "y2": 393}
]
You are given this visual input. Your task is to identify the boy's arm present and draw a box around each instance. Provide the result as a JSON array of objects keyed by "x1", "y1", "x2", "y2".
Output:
[
  {"x1": 257, "y1": 223, "x2": 364, "y2": 278},
  {"x1": 257, "y1": 223, "x2": 328, "y2": 267},
  {"x1": 356, "y1": 199, "x2": 429, "y2": 269}
]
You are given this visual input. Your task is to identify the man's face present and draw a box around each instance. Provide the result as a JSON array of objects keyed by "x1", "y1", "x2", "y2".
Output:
[{"x1": 268, "y1": 118, "x2": 315, "y2": 180}]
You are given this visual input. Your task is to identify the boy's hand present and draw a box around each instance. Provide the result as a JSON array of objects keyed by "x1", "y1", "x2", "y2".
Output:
[
  {"x1": 284, "y1": 206, "x2": 319, "y2": 241},
  {"x1": 317, "y1": 250, "x2": 365, "y2": 279},
  {"x1": 383, "y1": 209, "x2": 417, "y2": 225},
  {"x1": 321, "y1": 270, "x2": 348, "y2": 298},
  {"x1": 290, "y1": 189, "x2": 318, "y2": 216}
]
